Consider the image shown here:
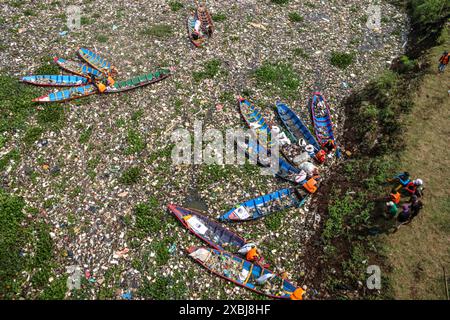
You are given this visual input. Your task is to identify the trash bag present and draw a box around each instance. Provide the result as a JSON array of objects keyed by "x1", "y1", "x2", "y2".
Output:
[
  {"x1": 237, "y1": 243, "x2": 256, "y2": 255},
  {"x1": 256, "y1": 273, "x2": 276, "y2": 285}
]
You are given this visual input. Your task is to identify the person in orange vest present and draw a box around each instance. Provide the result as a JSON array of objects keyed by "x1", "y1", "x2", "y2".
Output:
[
  {"x1": 390, "y1": 189, "x2": 401, "y2": 205},
  {"x1": 438, "y1": 51, "x2": 449, "y2": 73},
  {"x1": 245, "y1": 247, "x2": 261, "y2": 263},
  {"x1": 404, "y1": 179, "x2": 423, "y2": 195},
  {"x1": 290, "y1": 286, "x2": 307, "y2": 300}
]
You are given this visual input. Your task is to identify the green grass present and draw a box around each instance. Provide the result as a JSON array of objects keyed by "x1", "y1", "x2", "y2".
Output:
[
  {"x1": 152, "y1": 240, "x2": 171, "y2": 266},
  {"x1": 78, "y1": 126, "x2": 93, "y2": 144},
  {"x1": 97, "y1": 266, "x2": 121, "y2": 299},
  {"x1": 383, "y1": 34, "x2": 450, "y2": 299},
  {"x1": 288, "y1": 12, "x2": 304, "y2": 23},
  {"x1": 96, "y1": 34, "x2": 109, "y2": 43},
  {"x1": 36, "y1": 106, "x2": 66, "y2": 130},
  {"x1": 147, "y1": 143, "x2": 174, "y2": 164},
  {"x1": 322, "y1": 195, "x2": 365, "y2": 242},
  {"x1": 0, "y1": 76, "x2": 39, "y2": 135},
  {"x1": 397, "y1": 55, "x2": 417, "y2": 73},
  {"x1": 132, "y1": 197, "x2": 165, "y2": 238},
  {"x1": 264, "y1": 211, "x2": 284, "y2": 231},
  {"x1": 139, "y1": 271, "x2": 187, "y2": 299},
  {"x1": 271, "y1": 0, "x2": 289, "y2": 4},
  {"x1": 87, "y1": 155, "x2": 100, "y2": 179},
  {"x1": 38, "y1": 275, "x2": 68, "y2": 300},
  {"x1": 0, "y1": 148, "x2": 20, "y2": 171},
  {"x1": 198, "y1": 164, "x2": 233, "y2": 184},
  {"x1": 292, "y1": 48, "x2": 309, "y2": 59},
  {"x1": 168, "y1": 1, "x2": 183, "y2": 12},
  {"x1": 125, "y1": 128, "x2": 146, "y2": 155},
  {"x1": 254, "y1": 62, "x2": 300, "y2": 98},
  {"x1": 23, "y1": 126, "x2": 44, "y2": 146},
  {"x1": 80, "y1": 16, "x2": 92, "y2": 25},
  {"x1": 192, "y1": 59, "x2": 222, "y2": 82},
  {"x1": 212, "y1": 13, "x2": 227, "y2": 22},
  {"x1": 141, "y1": 24, "x2": 173, "y2": 38},
  {"x1": 119, "y1": 166, "x2": 142, "y2": 185},
  {"x1": 35, "y1": 57, "x2": 61, "y2": 75},
  {"x1": 23, "y1": 9, "x2": 35, "y2": 16},
  {"x1": 0, "y1": 191, "x2": 27, "y2": 298},
  {"x1": 330, "y1": 51, "x2": 355, "y2": 69}
]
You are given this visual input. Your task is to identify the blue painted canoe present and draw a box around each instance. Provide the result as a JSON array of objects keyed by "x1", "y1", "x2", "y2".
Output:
[
  {"x1": 276, "y1": 102, "x2": 321, "y2": 151},
  {"x1": 169, "y1": 204, "x2": 269, "y2": 267},
  {"x1": 239, "y1": 98, "x2": 274, "y2": 148},
  {"x1": 310, "y1": 92, "x2": 335, "y2": 145},
  {"x1": 32, "y1": 84, "x2": 97, "y2": 102},
  {"x1": 236, "y1": 136, "x2": 306, "y2": 184},
  {"x1": 20, "y1": 74, "x2": 88, "y2": 86},
  {"x1": 54, "y1": 57, "x2": 103, "y2": 78},
  {"x1": 168, "y1": 204, "x2": 247, "y2": 251},
  {"x1": 218, "y1": 187, "x2": 308, "y2": 222},
  {"x1": 29, "y1": 70, "x2": 172, "y2": 102},
  {"x1": 187, "y1": 246, "x2": 301, "y2": 299},
  {"x1": 78, "y1": 47, "x2": 114, "y2": 74}
]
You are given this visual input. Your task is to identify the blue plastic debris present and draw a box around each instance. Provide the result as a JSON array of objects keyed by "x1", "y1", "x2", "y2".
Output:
[
  {"x1": 59, "y1": 31, "x2": 68, "y2": 36},
  {"x1": 121, "y1": 291, "x2": 132, "y2": 300}
]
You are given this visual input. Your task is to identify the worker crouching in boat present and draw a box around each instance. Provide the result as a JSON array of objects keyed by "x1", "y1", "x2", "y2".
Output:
[
  {"x1": 238, "y1": 243, "x2": 264, "y2": 265},
  {"x1": 91, "y1": 75, "x2": 115, "y2": 93},
  {"x1": 290, "y1": 287, "x2": 307, "y2": 300}
]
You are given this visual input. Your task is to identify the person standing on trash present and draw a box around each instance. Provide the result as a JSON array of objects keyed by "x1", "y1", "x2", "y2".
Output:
[
  {"x1": 410, "y1": 199, "x2": 424, "y2": 221},
  {"x1": 395, "y1": 172, "x2": 410, "y2": 186},
  {"x1": 246, "y1": 246, "x2": 261, "y2": 263},
  {"x1": 404, "y1": 179, "x2": 423, "y2": 195},
  {"x1": 390, "y1": 188, "x2": 401, "y2": 205},
  {"x1": 397, "y1": 204, "x2": 411, "y2": 223},
  {"x1": 385, "y1": 201, "x2": 398, "y2": 218},
  {"x1": 290, "y1": 287, "x2": 307, "y2": 300},
  {"x1": 438, "y1": 51, "x2": 449, "y2": 73}
]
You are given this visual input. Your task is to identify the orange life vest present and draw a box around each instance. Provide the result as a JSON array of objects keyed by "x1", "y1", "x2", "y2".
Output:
[
  {"x1": 404, "y1": 182, "x2": 417, "y2": 194},
  {"x1": 107, "y1": 76, "x2": 115, "y2": 86},
  {"x1": 390, "y1": 192, "x2": 401, "y2": 204},
  {"x1": 440, "y1": 54, "x2": 449, "y2": 65},
  {"x1": 246, "y1": 247, "x2": 259, "y2": 261},
  {"x1": 290, "y1": 288, "x2": 305, "y2": 300},
  {"x1": 97, "y1": 82, "x2": 107, "y2": 93},
  {"x1": 303, "y1": 178, "x2": 318, "y2": 193}
]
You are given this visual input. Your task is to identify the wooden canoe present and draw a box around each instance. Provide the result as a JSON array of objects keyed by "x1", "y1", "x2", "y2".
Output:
[
  {"x1": 54, "y1": 57, "x2": 103, "y2": 78},
  {"x1": 310, "y1": 92, "x2": 335, "y2": 145},
  {"x1": 187, "y1": 246, "x2": 300, "y2": 299},
  {"x1": 105, "y1": 69, "x2": 171, "y2": 93},
  {"x1": 168, "y1": 204, "x2": 247, "y2": 251},
  {"x1": 20, "y1": 74, "x2": 89, "y2": 87},
  {"x1": 235, "y1": 135, "x2": 306, "y2": 184},
  {"x1": 218, "y1": 188, "x2": 308, "y2": 222},
  {"x1": 32, "y1": 84, "x2": 97, "y2": 103},
  {"x1": 77, "y1": 47, "x2": 115, "y2": 75}
]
